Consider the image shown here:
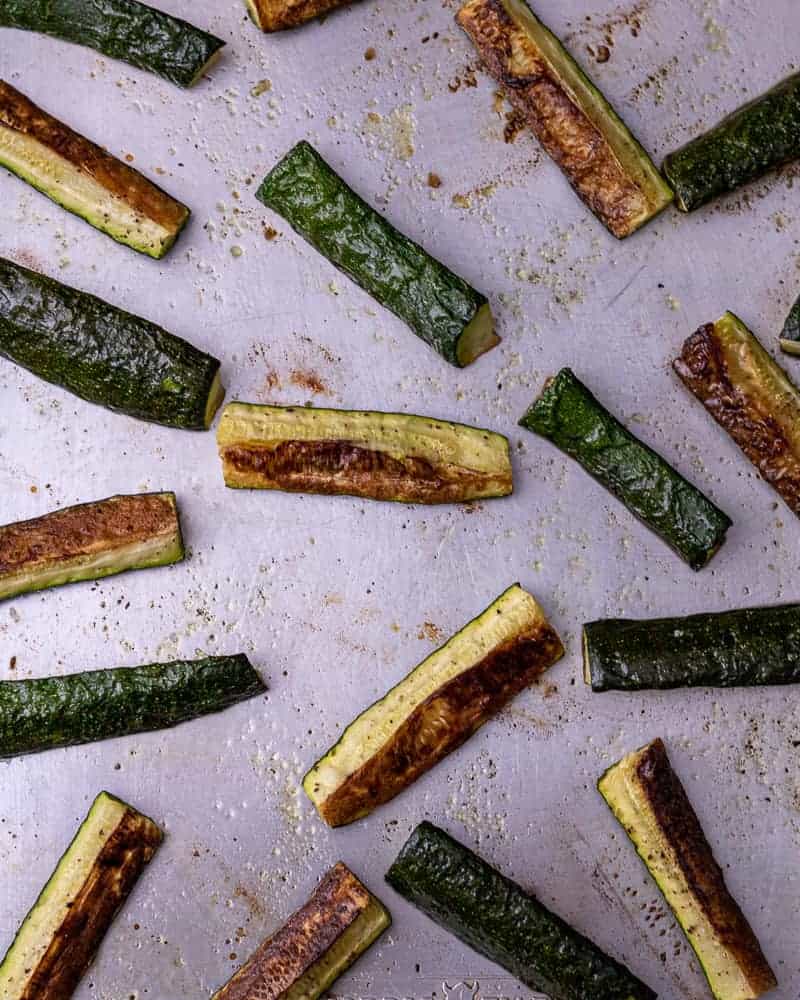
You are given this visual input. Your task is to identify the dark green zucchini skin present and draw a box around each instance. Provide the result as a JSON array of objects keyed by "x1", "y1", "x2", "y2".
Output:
[
  {"x1": 0, "y1": 257, "x2": 221, "y2": 429},
  {"x1": 0, "y1": 654, "x2": 265, "y2": 757},
  {"x1": 0, "y1": 0, "x2": 224, "y2": 88},
  {"x1": 585, "y1": 604, "x2": 800, "y2": 692},
  {"x1": 386, "y1": 822, "x2": 656, "y2": 1000},
  {"x1": 662, "y1": 72, "x2": 800, "y2": 211},
  {"x1": 780, "y1": 291, "x2": 800, "y2": 355},
  {"x1": 519, "y1": 369, "x2": 731, "y2": 570},
  {"x1": 256, "y1": 141, "x2": 492, "y2": 367}
]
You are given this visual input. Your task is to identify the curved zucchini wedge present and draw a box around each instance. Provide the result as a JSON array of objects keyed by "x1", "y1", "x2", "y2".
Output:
[
  {"x1": 246, "y1": 0, "x2": 356, "y2": 32},
  {"x1": 520, "y1": 368, "x2": 731, "y2": 569},
  {"x1": 212, "y1": 862, "x2": 390, "y2": 1000},
  {"x1": 0, "y1": 0, "x2": 224, "y2": 89},
  {"x1": 304, "y1": 584, "x2": 563, "y2": 827},
  {"x1": 0, "y1": 257, "x2": 224, "y2": 428},
  {"x1": 217, "y1": 402, "x2": 513, "y2": 503},
  {"x1": 663, "y1": 72, "x2": 800, "y2": 212},
  {"x1": 386, "y1": 822, "x2": 656, "y2": 1000},
  {"x1": 584, "y1": 603, "x2": 800, "y2": 691},
  {"x1": 256, "y1": 142, "x2": 497, "y2": 367},
  {"x1": 0, "y1": 791, "x2": 162, "y2": 1000},
  {"x1": 456, "y1": 0, "x2": 673, "y2": 239},
  {"x1": 674, "y1": 312, "x2": 800, "y2": 517},
  {"x1": 599, "y1": 740, "x2": 777, "y2": 1000},
  {"x1": 0, "y1": 654, "x2": 265, "y2": 757},
  {"x1": 780, "y1": 292, "x2": 800, "y2": 356},
  {"x1": 0, "y1": 80, "x2": 189, "y2": 258},
  {"x1": 0, "y1": 492, "x2": 184, "y2": 602}
]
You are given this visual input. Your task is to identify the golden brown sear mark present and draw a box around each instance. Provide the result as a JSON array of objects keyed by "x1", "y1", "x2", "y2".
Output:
[{"x1": 248, "y1": 0, "x2": 354, "y2": 31}]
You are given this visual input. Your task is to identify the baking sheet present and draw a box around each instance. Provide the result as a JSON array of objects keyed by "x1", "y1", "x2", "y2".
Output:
[{"x1": 1, "y1": 0, "x2": 798, "y2": 997}]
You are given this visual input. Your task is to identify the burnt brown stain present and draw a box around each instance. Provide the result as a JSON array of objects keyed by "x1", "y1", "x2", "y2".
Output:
[
  {"x1": 20, "y1": 809, "x2": 162, "y2": 1000},
  {"x1": 316, "y1": 622, "x2": 564, "y2": 827},
  {"x1": 566, "y1": 0, "x2": 649, "y2": 46},
  {"x1": 213, "y1": 863, "x2": 371, "y2": 1000},
  {"x1": 249, "y1": 0, "x2": 352, "y2": 31},
  {"x1": 288, "y1": 369, "x2": 329, "y2": 395},
  {"x1": 0, "y1": 494, "x2": 179, "y2": 575},
  {"x1": 233, "y1": 884, "x2": 266, "y2": 922},
  {"x1": 674, "y1": 326, "x2": 800, "y2": 516},
  {"x1": 221, "y1": 441, "x2": 511, "y2": 504},
  {"x1": 417, "y1": 621, "x2": 444, "y2": 643},
  {"x1": 503, "y1": 107, "x2": 527, "y2": 143},
  {"x1": 456, "y1": 0, "x2": 649, "y2": 238},
  {"x1": 0, "y1": 80, "x2": 188, "y2": 232},
  {"x1": 635, "y1": 739, "x2": 777, "y2": 995}
]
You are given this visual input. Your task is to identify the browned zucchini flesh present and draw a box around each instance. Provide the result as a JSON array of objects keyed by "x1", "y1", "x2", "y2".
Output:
[
  {"x1": 0, "y1": 492, "x2": 184, "y2": 602},
  {"x1": 0, "y1": 80, "x2": 189, "y2": 258},
  {"x1": 245, "y1": 0, "x2": 357, "y2": 31},
  {"x1": 211, "y1": 862, "x2": 390, "y2": 1000},
  {"x1": 599, "y1": 739, "x2": 777, "y2": 1000},
  {"x1": 0, "y1": 791, "x2": 162, "y2": 999},
  {"x1": 304, "y1": 584, "x2": 564, "y2": 827},
  {"x1": 456, "y1": 0, "x2": 673, "y2": 238},
  {"x1": 674, "y1": 311, "x2": 800, "y2": 517}
]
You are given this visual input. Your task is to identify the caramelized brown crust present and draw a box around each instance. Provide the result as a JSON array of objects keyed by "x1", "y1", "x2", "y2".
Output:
[
  {"x1": 0, "y1": 80, "x2": 188, "y2": 233},
  {"x1": 221, "y1": 440, "x2": 511, "y2": 503},
  {"x1": 456, "y1": 0, "x2": 649, "y2": 237},
  {"x1": 674, "y1": 325, "x2": 800, "y2": 515},
  {"x1": 20, "y1": 809, "x2": 162, "y2": 1000},
  {"x1": 317, "y1": 622, "x2": 564, "y2": 827},
  {"x1": 248, "y1": 0, "x2": 354, "y2": 31},
  {"x1": 213, "y1": 863, "x2": 370, "y2": 1000},
  {"x1": 0, "y1": 494, "x2": 179, "y2": 575},
  {"x1": 636, "y1": 739, "x2": 776, "y2": 996}
]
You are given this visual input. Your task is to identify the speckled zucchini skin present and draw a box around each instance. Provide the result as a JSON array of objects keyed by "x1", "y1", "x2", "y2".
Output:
[
  {"x1": 584, "y1": 604, "x2": 800, "y2": 691},
  {"x1": 0, "y1": 0, "x2": 224, "y2": 88},
  {"x1": 519, "y1": 368, "x2": 731, "y2": 569},
  {"x1": 256, "y1": 141, "x2": 496, "y2": 367},
  {"x1": 386, "y1": 822, "x2": 656, "y2": 1000},
  {"x1": 780, "y1": 291, "x2": 800, "y2": 355},
  {"x1": 0, "y1": 655, "x2": 265, "y2": 757},
  {"x1": 663, "y1": 71, "x2": 800, "y2": 211},
  {"x1": 0, "y1": 257, "x2": 222, "y2": 428}
]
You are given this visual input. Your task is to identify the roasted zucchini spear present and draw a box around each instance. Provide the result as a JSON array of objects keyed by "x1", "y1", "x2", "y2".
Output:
[
  {"x1": 0, "y1": 492, "x2": 184, "y2": 602},
  {"x1": 0, "y1": 80, "x2": 189, "y2": 257},
  {"x1": 0, "y1": 0, "x2": 224, "y2": 88},
  {"x1": 0, "y1": 791, "x2": 162, "y2": 1000},
  {"x1": 456, "y1": 0, "x2": 673, "y2": 238},
  {"x1": 217, "y1": 402, "x2": 513, "y2": 503},
  {"x1": 674, "y1": 312, "x2": 800, "y2": 517},
  {"x1": 211, "y1": 862, "x2": 390, "y2": 1000},
  {"x1": 663, "y1": 71, "x2": 800, "y2": 212},
  {"x1": 256, "y1": 142, "x2": 497, "y2": 367},
  {"x1": 246, "y1": 0, "x2": 357, "y2": 32},
  {"x1": 386, "y1": 822, "x2": 656, "y2": 1000},
  {"x1": 304, "y1": 584, "x2": 563, "y2": 827},
  {"x1": 520, "y1": 368, "x2": 731, "y2": 569},
  {"x1": 599, "y1": 739, "x2": 777, "y2": 1000},
  {"x1": 780, "y1": 292, "x2": 800, "y2": 356}
]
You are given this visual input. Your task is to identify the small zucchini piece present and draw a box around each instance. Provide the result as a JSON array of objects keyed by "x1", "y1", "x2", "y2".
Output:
[
  {"x1": 599, "y1": 739, "x2": 777, "y2": 1000},
  {"x1": 0, "y1": 80, "x2": 189, "y2": 258},
  {"x1": 246, "y1": 0, "x2": 357, "y2": 32},
  {"x1": 0, "y1": 257, "x2": 224, "y2": 428},
  {"x1": 0, "y1": 791, "x2": 162, "y2": 999},
  {"x1": 456, "y1": 0, "x2": 673, "y2": 239},
  {"x1": 0, "y1": 492, "x2": 184, "y2": 602},
  {"x1": 256, "y1": 141, "x2": 497, "y2": 367},
  {"x1": 779, "y1": 292, "x2": 800, "y2": 356},
  {"x1": 304, "y1": 584, "x2": 563, "y2": 827},
  {"x1": 519, "y1": 368, "x2": 731, "y2": 569},
  {"x1": 386, "y1": 821, "x2": 656, "y2": 1000},
  {"x1": 584, "y1": 603, "x2": 800, "y2": 691},
  {"x1": 211, "y1": 862, "x2": 390, "y2": 1000},
  {"x1": 674, "y1": 311, "x2": 800, "y2": 517},
  {"x1": 0, "y1": 654, "x2": 265, "y2": 757},
  {"x1": 217, "y1": 401, "x2": 513, "y2": 503},
  {"x1": 663, "y1": 72, "x2": 800, "y2": 212},
  {"x1": 0, "y1": 0, "x2": 224, "y2": 89}
]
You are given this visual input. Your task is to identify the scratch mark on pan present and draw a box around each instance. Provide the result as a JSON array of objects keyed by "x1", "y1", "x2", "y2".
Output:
[
  {"x1": 605, "y1": 264, "x2": 646, "y2": 310},
  {"x1": 435, "y1": 523, "x2": 457, "y2": 561}
]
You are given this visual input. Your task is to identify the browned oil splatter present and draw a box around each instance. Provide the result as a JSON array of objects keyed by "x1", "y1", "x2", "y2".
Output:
[
  {"x1": 427, "y1": 172, "x2": 442, "y2": 188},
  {"x1": 263, "y1": 224, "x2": 279, "y2": 240},
  {"x1": 503, "y1": 109, "x2": 527, "y2": 144},
  {"x1": 417, "y1": 621, "x2": 444, "y2": 643},
  {"x1": 233, "y1": 883, "x2": 266, "y2": 921},
  {"x1": 448, "y1": 64, "x2": 478, "y2": 93},
  {"x1": 364, "y1": 46, "x2": 376, "y2": 61},
  {"x1": 289, "y1": 369, "x2": 329, "y2": 394},
  {"x1": 13, "y1": 249, "x2": 43, "y2": 271},
  {"x1": 566, "y1": 0, "x2": 650, "y2": 48}
]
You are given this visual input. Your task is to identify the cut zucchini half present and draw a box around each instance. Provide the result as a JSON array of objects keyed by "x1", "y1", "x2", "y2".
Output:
[
  {"x1": 779, "y1": 292, "x2": 800, "y2": 356},
  {"x1": 674, "y1": 311, "x2": 800, "y2": 517},
  {"x1": 0, "y1": 791, "x2": 162, "y2": 999},
  {"x1": 0, "y1": 492, "x2": 184, "y2": 602},
  {"x1": 456, "y1": 0, "x2": 673, "y2": 238},
  {"x1": 217, "y1": 402, "x2": 513, "y2": 503},
  {"x1": 304, "y1": 584, "x2": 564, "y2": 827},
  {"x1": 0, "y1": 80, "x2": 189, "y2": 258},
  {"x1": 599, "y1": 739, "x2": 777, "y2": 1000},
  {"x1": 211, "y1": 862, "x2": 390, "y2": 1000},
  {"x1": 245, "y1": 0, "x2": 356, "y2": 32}
]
